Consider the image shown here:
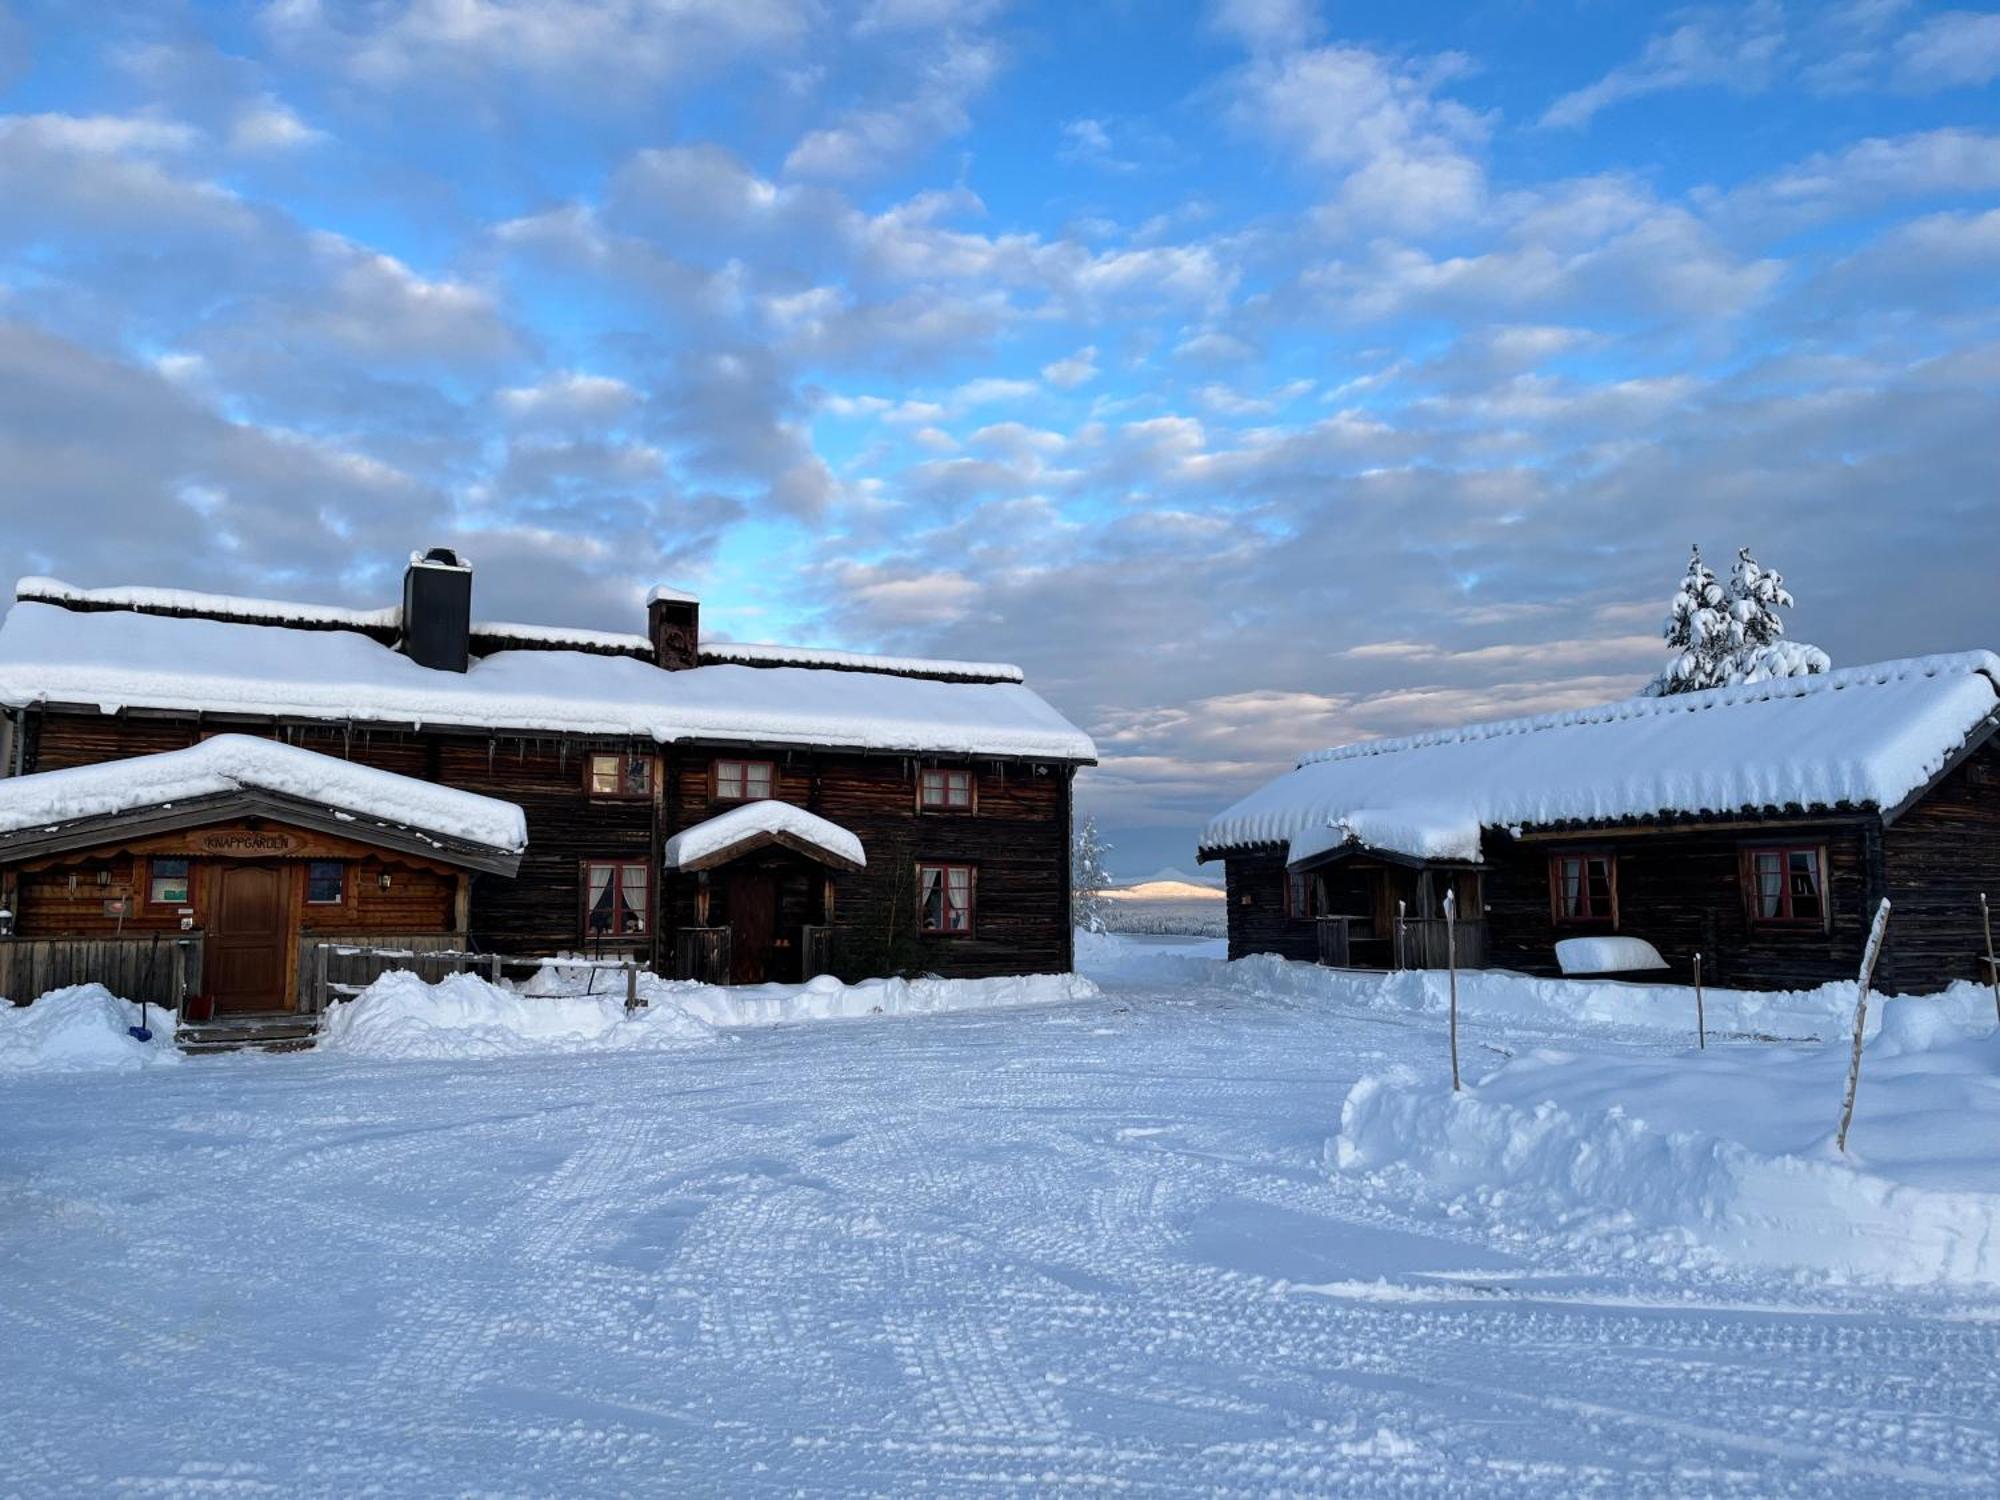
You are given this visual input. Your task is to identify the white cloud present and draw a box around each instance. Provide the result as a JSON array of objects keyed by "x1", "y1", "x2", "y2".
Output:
[
  {"x1": 1893, "y1": 9, "x2": 2000, "y2": 90},
  {"x1": 1541, "y1": 1, "x2": 1786, "y2": 128},
  {"x1": 498, "y1": 371, "x2": 637, "y2": 424},
  {"x1": 1041, "y1": 346, "x2": 1099, "y2": 389},
  {"x1": 228, "y1": 96, "x2": 325, "y2": 152},
  {"x1": 784, "y1": 34, "x2": 1001, "y2": 180},
  {"x1": 1206, "y1": 0, "x2": 1320, "y2": 55}
]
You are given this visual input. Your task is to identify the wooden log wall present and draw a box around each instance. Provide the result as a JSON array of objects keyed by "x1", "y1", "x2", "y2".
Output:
[
  {"x1": 1878, "y1": 735, "x2": 2000, "y2": 993},
  {"x1": 1220, "y1": 850, "x2": 1319, "y2": 963},
  {"x1": 21, "y1": 709, "x2": 1081, "y2": 982}
]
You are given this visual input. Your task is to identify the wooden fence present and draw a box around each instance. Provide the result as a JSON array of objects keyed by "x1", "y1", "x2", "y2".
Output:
[
  {"x1": 1396, "y1": 916, "x2": 1488, "y2": 971},
  {"x1": 675, "y1": 927, "x2": 732, "y2": 985},
  {"x1": 303, "y1": 941, "x2": 648, "y2": 1013},
  {"x1": 0, "y1": 934, "x2": 203, "y2": 1009}
]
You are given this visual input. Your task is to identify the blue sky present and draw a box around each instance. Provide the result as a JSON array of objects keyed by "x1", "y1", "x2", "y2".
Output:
[{"x1": 1, "y1": 0, "x2": 1997, "y2": 874}]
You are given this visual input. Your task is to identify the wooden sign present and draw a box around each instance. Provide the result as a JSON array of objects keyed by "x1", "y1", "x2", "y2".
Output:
[{"x1": 189, "y1": 829, "x2": 310, "y2": 857}]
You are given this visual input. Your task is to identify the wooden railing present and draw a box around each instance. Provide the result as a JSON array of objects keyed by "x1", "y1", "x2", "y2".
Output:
[
  {"x1": 1395, "y1": 916, "x2": 1488, "y2": 971},
  {"x1": 299, "y1": 932, "x2": 470, "y2": 1013},
  {"x1": 1316, "y1": 915, "x2": 1358, "y2": 968},
  {"x1": 305, "y1": 943, "x2": 650, "y2": 1013},
  {"x1": 0, "y1": 934, "x2": 202, "y2": 1010},
  {"x1": 675, "y1": 927, "x2": 732, "y2": 985}
]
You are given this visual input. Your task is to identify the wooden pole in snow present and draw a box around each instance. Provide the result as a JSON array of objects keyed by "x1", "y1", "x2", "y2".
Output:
[
  {"x1": 1693, "y1": 951, "x2": 1706, "y2": 1050},
  {"x1": 1396, "y1": 899, "x2": 1407, "y2": 972},
  {"x1": 1444, "y1": 889, "x2": 1461, "y2": 1093},
  {"x1": 1981, "y1": 893, "x2": 2000, "y2": 1028},
  {"x1": 1836, "y1": 898, "x2": 1892, "y2": 1155}
]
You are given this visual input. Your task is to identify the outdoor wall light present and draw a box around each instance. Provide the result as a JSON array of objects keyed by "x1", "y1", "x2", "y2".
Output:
[{"x1": 379, "y1": 872, "x2": 393, "y2": 891}]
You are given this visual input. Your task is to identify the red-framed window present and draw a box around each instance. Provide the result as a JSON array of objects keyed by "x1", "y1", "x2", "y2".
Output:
[
  {"x1": 919, "y1": 767, "x2": 973, "y2": 811},
  {"x1": 918, "y1": 863, "x2": 975, "y2": 935},
  {"x1": 713, "y1": 759, "x2": 775, "y2": 802},
  {"x1": 582, "y1": 860, "x2": 650, "y2": 937},
  {"x1": 586, "y1": 752, "x2": 653, "y2": 800},
  {"x1": 1743, "y1": 846, "x2": 1827, "y2": 927},
  {"x1": 1549, "y1": 852, "x2": 1617, "y2": 926},
  {"x1": 1286, "y1": 870, "x2": 1321, "y2": 920}
]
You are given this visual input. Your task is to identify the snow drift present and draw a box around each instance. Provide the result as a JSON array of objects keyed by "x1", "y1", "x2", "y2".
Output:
[
  {"x1": 1333, "y1": 983, "x2": 2000, "y2": 1287},
  {"x1": 650, "y1": 968, "x2": 1101, "y2": 1029},
  {"x1": 317, "y1": 971, "x2": 715, "y2": 1061},
  {"x1": 0, "y1": 985, "x2": 181, "y2": 1074}
]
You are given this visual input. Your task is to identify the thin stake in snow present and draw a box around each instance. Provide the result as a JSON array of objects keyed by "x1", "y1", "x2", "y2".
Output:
[
  {"x1": 1836, "y1": 898, "x2": 1892, "y2": 1155},
  {"x1": 1692, "y1": 951, "x2": 1705, "y2": 1050},
  {"x1": 1982, "y1": 893, "x2": 2000, "y2": 1027},
  {"x1": 1444, "y1": 889, "x2": 1461, "y2": 1093}
]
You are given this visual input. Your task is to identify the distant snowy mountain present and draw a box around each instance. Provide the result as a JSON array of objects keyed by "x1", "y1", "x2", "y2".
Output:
[{"x1": 1110, "y1": 866, "x2": 1224, "y2": 898}]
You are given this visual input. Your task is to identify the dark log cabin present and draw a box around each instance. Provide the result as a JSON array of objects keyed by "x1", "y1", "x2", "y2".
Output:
[
  {"x1": 0, "y1": 554, "x2": 1094, "y2": 1016},
  {"x1": 1200, "y1": 654, "x2": 2000, "y2": 994}
]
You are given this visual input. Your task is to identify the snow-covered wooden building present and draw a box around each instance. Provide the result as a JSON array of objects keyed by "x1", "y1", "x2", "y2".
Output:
[
  {"x1": 1199, "y1": 654, "x2": 2000, "y2": 992},
  {"x1": 0, "y1": 552, "x2": 1094, "y2": 1017}
]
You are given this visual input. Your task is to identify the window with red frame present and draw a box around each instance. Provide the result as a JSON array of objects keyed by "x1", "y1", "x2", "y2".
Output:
[
  {"x1": 586, "y1": 752, "x2": 653, "y2": 799},
  {"x1": 713, "y1": 759, "x2": 775, "y2": 801},
  {"x1": 1286, "y1": 871, "x2": 1321, "y2": 920},
  {"x1": 1550, "y1": 852, "x2": 1617, "y2": 925},
  {"x1": 919, "y1": 767, "x2": 973, "y2": 811},
  {"x1": 918, "y1": 863, "x2": 975, "y2": 934},
  {"x1": 1744, "y1": 846, "x2": 1825, "y2": 926},
  {"x1": 582, "y1": 860, "x2": 650, "y2": 937}
]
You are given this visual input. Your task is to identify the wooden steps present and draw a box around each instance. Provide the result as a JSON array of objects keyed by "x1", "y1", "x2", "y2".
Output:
[{"x1": 179, "y1": 1012, "x2": 320, "y2": 1055}]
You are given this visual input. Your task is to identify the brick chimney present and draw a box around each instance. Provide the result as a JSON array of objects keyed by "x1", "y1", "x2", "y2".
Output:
[
  {"x1": 401, "y1": 548, "x2": 473, "y2": 673},
  {"x1": 647, "y1": 586, "x2": 700, "y2": 671}
]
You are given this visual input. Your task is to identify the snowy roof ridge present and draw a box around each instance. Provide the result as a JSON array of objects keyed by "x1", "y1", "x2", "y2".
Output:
[
  {"x1": 1202, "y1": 650, "x2": 2000, "y2": 862},
  {"x1": 700, "y1": 640, "x2": 1025, "y2": 684},
  {"x1": 663, "y1": 801, "x2": 866, "y2": 871},
  {"x1": 17, "y1": 576, "x2": 400, "y2": 632},
  {"x1": 470, "y1": 619, "x2": 653, "y2": 656},
  {"x1": 0, "y1": 733, "x2": 528, "y2": 852},
  {"x1": 1295, "y1": 652, "x2": 2000, "y2": 771}
]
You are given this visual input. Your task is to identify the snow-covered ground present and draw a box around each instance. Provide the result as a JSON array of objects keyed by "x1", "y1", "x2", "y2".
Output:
[{"x1": 3, "y1": 937, "x2": 1997, "y2": 1494}]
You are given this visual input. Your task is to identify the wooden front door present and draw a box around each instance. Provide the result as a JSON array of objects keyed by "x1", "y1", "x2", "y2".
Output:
[
  {"x1": 725, "y1": 867, "x2": 777, "y2": 985},
  {"x1": 208, "y1": 865, "x2": 291, "y2": 1012}
]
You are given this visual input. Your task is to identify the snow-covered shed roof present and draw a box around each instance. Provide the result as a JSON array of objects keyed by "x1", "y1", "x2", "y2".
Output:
[
  {"x1": 1200, "y1": 652, "x2": 2000, "y2": 866},
  {"x1": 662, "y1": 802, "x2": 866, "y2": 873},
  {"x1": 0, "y1": 602, "x2": 1096, "y2": 763},
  {"x1": 0, "y1": 734, "x2": 528, "y2": 868}
]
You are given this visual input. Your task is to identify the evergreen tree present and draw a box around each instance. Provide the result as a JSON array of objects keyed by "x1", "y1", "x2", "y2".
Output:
[
  {"x1": 1071, "y1": 815, "x2": 1115, "y2": 934},
  {"x1": 1724, "y1": 547, "x2": 1829, "y2": 684},
  {"x1": 1644, "y1": 545, "x2": 1732, "y2": 696}
]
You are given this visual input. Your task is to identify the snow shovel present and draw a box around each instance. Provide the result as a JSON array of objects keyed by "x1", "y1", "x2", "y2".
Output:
[{"x1": 127, "y1": 937, "x2": 158, "y2": 1043}]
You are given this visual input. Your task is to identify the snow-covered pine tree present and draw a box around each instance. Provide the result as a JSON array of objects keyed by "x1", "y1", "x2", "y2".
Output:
[
  {"x1": 1724, "y1": 547, "x2": 1830, "y2": 685},
  {"x1": 1071, "y1": 815, "x2": 1115, "y2": 934},
  {"x1": 1643, "y1": 545, "x2": 1733, "y2": 696}
]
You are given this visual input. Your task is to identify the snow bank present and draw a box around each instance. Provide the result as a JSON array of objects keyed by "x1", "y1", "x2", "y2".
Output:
[
  {"x1": 1168, "y1": 949, "x2": 1857, "y2": 1041},
  {"x1": 647, "y1": 969, "x2": 1100, "y2": 1028},
  {"x1": 0, "y1": 733, "x2": 527, "y2": 851},
  {"x1": 317, "y1": 971, "x2": 714, "y2": 1061},
  {"x1": 0, "y1": 985, "x2": 180, "y2": 1074},
  {"x1": 1203, "y1": 650, "x2": 2000, "y2": 862},
  {"x1": 1333, "y1": 985, "x2": 2000, "y2": 1287},
  {"x1": 1554, "y1": 935, "x2": 1668, "y2": 975}
]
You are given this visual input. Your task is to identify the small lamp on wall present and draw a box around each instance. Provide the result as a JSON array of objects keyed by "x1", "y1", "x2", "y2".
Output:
[
  {"x1": 0, "y1": 907, "x2": 13, "y2": 938},
  {"x1": 378, "y1": 871, "x2": 393, "y2": 891}
]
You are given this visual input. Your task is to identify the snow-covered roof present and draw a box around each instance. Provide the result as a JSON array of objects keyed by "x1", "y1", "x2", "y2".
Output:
[
  {"x1": 15, "y1": 576, "x2": 399, "y2": 632},
  {"x1": 662, "y1": 802, "x2": 866, "y2": 872},
  {"x1": 0, "y1": 733, "x2": 528, "y2": 854},
  {"x1": 470, "y1": 619, "x2": 652, "y2": 656},
  {"x1": 699, "y1": 640, "x2": 1025, "y2": 684},
  {"x1": 647, "y1": 585, "x2": 699, "y2": 606},
  {"x1": 1201, "y1": 652, "x2": 2000, "y2": 865},
  {"x1": 0, "y1": 602, "x2": 1096, "y2": 762}
]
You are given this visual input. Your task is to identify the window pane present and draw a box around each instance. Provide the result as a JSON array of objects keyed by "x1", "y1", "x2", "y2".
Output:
[
  {"x1": 921, "y1": 770, "x2": 943, "y2": 802},
  {"x1": 1586, "y1": 858, "x2": 1613, "y2": 916},
  {"x1": 1559, "y1": 858, "x2": 1583, "y2": 916},
  {"x1": 1755, "y1": 852, "x2": 1784, "y2": 917},
  {"x1": 586, "y1": 864, "x2": 615, "y2": 933},
  {"x1": 1788, "y1": 851, "x2": 1821, "y2": 921},
  {"x1": 306, "y1": 861, "x2": 344, "y2": 904},
  {"x1": 919, "y1": 867, "x2": 944, "y2": 931},
  {"x1": 950, "y1": 772, "x2": 970, "y2": 807},
  {"x1": 947, "y1": 868, "x2": 972, "y2": 930},
  {"x1": 619, "y1": 866, "x2": 648, "y2": 933},
  {"x1": 745, "y1": 763, "x2": 773, "y2": 799},
  {"x1": 150, "y1": 857, "x2": 189, "y2": 905},
  {"x1": 716, "y1": 762, "x2": 742, "y2": 798},
  {"x1": 621, "y1": 756, "x2": 650, "y2": 796}
]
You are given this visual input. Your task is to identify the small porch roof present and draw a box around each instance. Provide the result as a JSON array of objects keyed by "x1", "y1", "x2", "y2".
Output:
[
  {"x1": 663, "y1": 801, "x2": 866, "y2": 874},
  {"x1": 0, "y1": 734, "x2": 527, "y2": 875}
]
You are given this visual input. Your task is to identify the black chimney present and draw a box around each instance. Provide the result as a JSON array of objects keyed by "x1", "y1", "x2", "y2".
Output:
[
  {"x1": 402, "y1": 548, "x2": 473, "y2": 673},
  {"x1": 647, "y1": 586, "x2": 699, "y2": 670}
]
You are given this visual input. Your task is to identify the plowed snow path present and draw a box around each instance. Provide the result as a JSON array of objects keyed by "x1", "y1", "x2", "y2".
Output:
[{"x1": 3, "y1": 967, "x2": 1996, "y2": 1496}]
